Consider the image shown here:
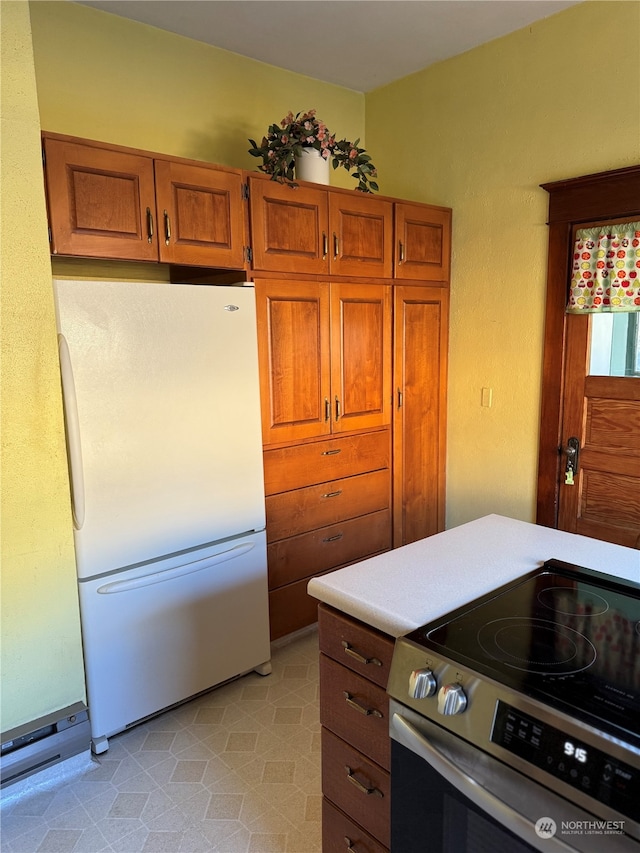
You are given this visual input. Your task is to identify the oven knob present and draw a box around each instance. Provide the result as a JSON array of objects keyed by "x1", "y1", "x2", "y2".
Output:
[
  {"x1": 409, "y1": 668, "x2": 437, "y2": 699},
  {"x1": 437, "y1": 683, "x2": 468, "y2": 716}
]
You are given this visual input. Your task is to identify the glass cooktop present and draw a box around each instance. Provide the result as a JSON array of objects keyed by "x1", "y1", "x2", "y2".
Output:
[{"x1": 406, "y1": 559, "x2": 640, "y2": 745}]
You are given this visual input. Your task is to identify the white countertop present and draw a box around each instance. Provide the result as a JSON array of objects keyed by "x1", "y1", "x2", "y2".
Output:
[{"x1": 307, "y1": 514, "x2": 640, "y2": 637}]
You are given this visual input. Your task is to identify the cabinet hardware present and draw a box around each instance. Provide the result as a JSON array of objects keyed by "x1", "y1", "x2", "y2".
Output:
[
  {"x1": 345, "y1": 766, "x2": 383, "y2": 797},
  {"x1": 341, "y1": 641, "x2": 382, "y2": 667},
  {"x1": 344, "y1": 838, "x2": 355, "y2": 852},
  {"x1": 398, "y1": 240, "x2": 405, "y2": 262},
  {"x1": 146, "y1": 207, "x2": 154, "y2": 243},
  {"x1": 333, "y1": 233, "x2": 339, "y2": 259},
  {"x1": 335, "y1": 395, "x2": 341, "y2": 421},
  {"x1": 163, "y1": 210, "x2": 171, "y2": 245},
  {"x1": 324, "y1": 397, "x2": 330, "y2": 422},
  {"x1": 323, "y1": 533, "x2": 343, "y2": 543},
  {"x1": 343, "y1": 691, "x2": 383, "y2": 718},
  {"x1": 321, "y1": 490, "x2": 342, "y2": 499},
  {"x1": 397, "y1": 388, "x2": 403, "y2": 408},
  {"x1": 322, "y1": 232, "x2": 328, "y2": 259},
  {"x1": 322, "y1": 448, "x2": 341, "y2": 456}
]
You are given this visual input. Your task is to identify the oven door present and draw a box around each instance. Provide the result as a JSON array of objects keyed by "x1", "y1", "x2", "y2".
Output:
[{"x1": 390, "y1": 701, "x2": 639, "y2": 853}]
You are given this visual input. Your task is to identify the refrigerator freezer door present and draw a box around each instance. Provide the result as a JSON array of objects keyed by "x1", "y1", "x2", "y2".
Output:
[
  {"x1": 79, "y1": 532, "x2": 270, "y2": 749},
  {"x1": 53, "y1": 280, "x2": 266, "y2": 580}
]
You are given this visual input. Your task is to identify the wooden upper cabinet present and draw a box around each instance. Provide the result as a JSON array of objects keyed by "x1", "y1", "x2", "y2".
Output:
[
  {"x1": 43, "y1": 136, "x2": 158, "y2": 261},
  {"x1": 248, "y1": 178, "x2": 329, "y2": 274},
  {"x1": 43, "y1": 133, "x2": 245, "y2": 267},
  {"x1": 330, "y1": 283, "x2": 392, "y2": 433},
  {"x1": 255, "y1": 279, "x2": 392, "y2": 445},
  {"x1": 394, "y1": 203, "x2": 451, "y2": 281},
  {"x1": 255, "y1": 279, "x2": 332, "y2": 445},
  {"x1": 329, "y1": 194, "x2": 393, "y2": 278},
  {"x1": 154, "y1": 160, "x2": 245, "y2": 267}
]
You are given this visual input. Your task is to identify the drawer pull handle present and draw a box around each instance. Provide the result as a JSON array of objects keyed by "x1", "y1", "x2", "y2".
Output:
[
  {"x1": 345, "y1": 766, "x2": 383, "y2": 798},
  {"x1": 324, "y1": 397, "x2": 330, "y2": 422},
  {"x1": 341, "y1": 641, "x2": 382, "y2": 667},
  {"x1": 321, "y1": 490, "x2": 342, "y2": 499},
  {"x1": 322, "y1": 448, "x2": 341, "y2": 456},
  {"x1": 344, "y1": 838, "x2": 355, "y2": 852},
  {"x1": 323, "y1": 533, "x2": 343, "y2": 543},
  {"x1": 343, "y1": 691, "x2": 383, "y2": 718}
]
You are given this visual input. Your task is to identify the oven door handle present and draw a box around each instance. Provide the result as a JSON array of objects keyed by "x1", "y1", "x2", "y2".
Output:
[{"x1": 391, "y1": 712, "x2": 578, "y2": 852}]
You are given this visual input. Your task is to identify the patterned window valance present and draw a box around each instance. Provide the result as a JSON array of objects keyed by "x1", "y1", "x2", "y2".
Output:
[{"x1": 567, "y1": 221, "x2": 640, "y2": 313}]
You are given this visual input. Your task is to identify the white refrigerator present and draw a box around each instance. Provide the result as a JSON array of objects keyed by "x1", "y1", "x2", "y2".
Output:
[{"x1": 53, "y1": 279, "x2": 271, "y2": 754}]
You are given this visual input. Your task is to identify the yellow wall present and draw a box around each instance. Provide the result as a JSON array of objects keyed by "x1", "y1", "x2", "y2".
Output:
[
  {"x1": 29, "y1": 1, "x2": 365, "y2": 186},
  {"x1": 366, "y1": 0, "x2": 640, "y2": 528},
  {"x1": 1, "y1": 0, "x2": 86, "y2": 731}
]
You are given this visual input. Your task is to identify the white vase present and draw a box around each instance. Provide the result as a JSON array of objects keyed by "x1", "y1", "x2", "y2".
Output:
[{"x1": 295, "y1": 148, "x2": 330, "y2": 185}]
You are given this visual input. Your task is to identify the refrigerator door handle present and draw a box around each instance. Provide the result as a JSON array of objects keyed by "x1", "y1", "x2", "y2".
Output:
[
  {"x1": 58, "y1": 334, "x2": 86, "y2": 529},
  {"x1": 96, "y1": 542, "x2": 255, "y2": 594}
]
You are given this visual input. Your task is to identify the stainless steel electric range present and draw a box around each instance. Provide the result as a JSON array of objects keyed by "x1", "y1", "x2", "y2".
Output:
[{"x1": 387, "y1": 558, "x2": 640, "y2": 852}]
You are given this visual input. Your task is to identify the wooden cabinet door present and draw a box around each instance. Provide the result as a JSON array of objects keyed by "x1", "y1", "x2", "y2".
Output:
[
  {"x1": 43, "y1": 137, "x2": 158, "y2": 261},
  {"x1": 394, "y1": 203, "x2": 451, "y2": 281},
  {"x1": 393, "y1": 286, "x2": 449, "y2": 546},
  {"x1": 248, "y1": 177, "x2": 329, "y2": 274},
  {"x1": 153, "y1": 160, "x2": 245, "y2": 268},
  {"x1": 328, "y1": 193, "x2": 393, "y2": 278},
  {"x1": 255, "y1": 279, "x2": 331, "y2": 445},
  {"x1": 331, "y1": 283, "x2": 392, "y2": 434}
]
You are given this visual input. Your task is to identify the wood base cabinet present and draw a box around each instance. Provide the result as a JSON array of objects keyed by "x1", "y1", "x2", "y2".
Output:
[
  {"x1": 265, "y1": 433, "x2": 391, "y2": 640},
  {"x1": 318, "y1": 605, "x2": 394, "y2": 852}
]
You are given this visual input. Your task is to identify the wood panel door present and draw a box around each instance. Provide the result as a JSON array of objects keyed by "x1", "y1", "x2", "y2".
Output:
[
  {"x1": 393, "y1": 286, "x2": 449, "y2": 546},
  {"x1": 43, "y1": 137, "x2": 158, "y2": 261},
  {"x1": 328, "y1": 193, "x2": 393, "y2": 278},
  {"x1": 394, "y1": 203, "x2": 451, "y2": 281},
  {"x1": 248, "y1": 177, "x2": 329, "y2": 273},
  {"x1": 330, "y1": 283, "x2": 392, "y2": 434},
  {"x1": 154, "y1": 160, "x2": 245, "y2": 267},
  {"x1": 255, "y1": 279, "x2": 331, "y2": 445},
  {"x1": 557, "y1": 313, "x2": 640, "y2": 547}
]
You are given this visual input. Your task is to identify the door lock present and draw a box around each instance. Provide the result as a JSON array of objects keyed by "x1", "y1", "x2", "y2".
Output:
[{"x1": 564, "y1": 437, "x2": 580, "y2": 486}]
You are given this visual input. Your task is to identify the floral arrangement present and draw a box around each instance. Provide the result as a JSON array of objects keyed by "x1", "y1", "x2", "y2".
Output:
[{"x1": 248, "y1": 109, "x2": 379, "y2": 193}]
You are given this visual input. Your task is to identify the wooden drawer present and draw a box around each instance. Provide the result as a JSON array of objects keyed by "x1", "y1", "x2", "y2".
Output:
[
  {"x1": 322, "y1": 798, "x2": 388, "y2": 853},
  {"x1": 318, "y1": 605, "x2": 394, "y2": 689},
  {"x1": 263, "y1": 430, "x2": 390, "y2": 495},
  {"x1": 268, "y1": 509, "x2": 391, "y2": 589},
  {"x1": 266, "y1": 469, "x2": 390, "y2": 542},
  {"x1": 322, "y1": 729, "x2": 390, "y2": 848},
  {"x1": 320, "y1": 654, "x2": 390, "y2": 770},
  {"x1": 269, "y1": 578, "x2": 321, "y2": 640}
]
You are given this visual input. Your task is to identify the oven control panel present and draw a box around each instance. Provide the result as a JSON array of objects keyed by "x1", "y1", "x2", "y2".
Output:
[{"x1": 491, "y1": 701, "x2": 640, "y2": 822}]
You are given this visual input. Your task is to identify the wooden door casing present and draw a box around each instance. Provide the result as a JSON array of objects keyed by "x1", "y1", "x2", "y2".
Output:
[{"x1": 537, "y1": 165, "x2": 640, "y2": 544}]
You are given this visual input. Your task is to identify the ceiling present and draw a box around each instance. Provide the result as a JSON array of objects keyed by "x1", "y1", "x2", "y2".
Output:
[{"x1": 76, "y1": 0, "x2": 582, "y2": 92}]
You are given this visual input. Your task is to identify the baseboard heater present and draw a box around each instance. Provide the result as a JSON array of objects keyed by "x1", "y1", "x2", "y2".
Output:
[{"x1": 0, "y1": 702, "x2": 90, "y2": 788}]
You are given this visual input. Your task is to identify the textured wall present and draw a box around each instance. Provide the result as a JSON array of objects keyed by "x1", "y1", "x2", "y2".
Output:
[
  {"x1": 1, "y1": 0, "x2": 85, "y2": 732},
  {"x1": 366, "y1": 1, "x2": 640, "y2": 529}
]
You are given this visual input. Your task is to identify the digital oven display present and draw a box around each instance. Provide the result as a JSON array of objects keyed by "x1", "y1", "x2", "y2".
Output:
[{"x1": 491, "y1": 701, "x2": 639, "y2": 822}]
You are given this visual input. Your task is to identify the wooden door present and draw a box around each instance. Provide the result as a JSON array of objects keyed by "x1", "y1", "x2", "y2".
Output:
[
  {"x1": 154, "y1": 160, "x2": 245, "y2": 268},
  {"x1": 328, "y1": 193, "x2": 393, "y2": 278},
  {"x1": 394, "y1": 203, "x2": 451, "y2": 281},
  {"x1": 43, "y1": 136, "x2": 158, "y2": 261},
  {"x1": 254, "y1": 279, "x2": 331, "y2": 445},
  {"x1": 330, "y1": 283, "x2": 392, "y2": 434},
  {"x1": 393, "y1": 286, "x2": 449, "y2": 546},
  {"x1": 557, "y1": 313, "x2": 640, "y2": 547},
  {"x1": 248, "y1": 177, "x2": 329, "y2": 274}
]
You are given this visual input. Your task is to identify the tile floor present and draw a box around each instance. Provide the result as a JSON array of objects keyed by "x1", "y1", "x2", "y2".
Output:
[{"x1": 0, "y1": 628, "x2": 322, "y2": 853}]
